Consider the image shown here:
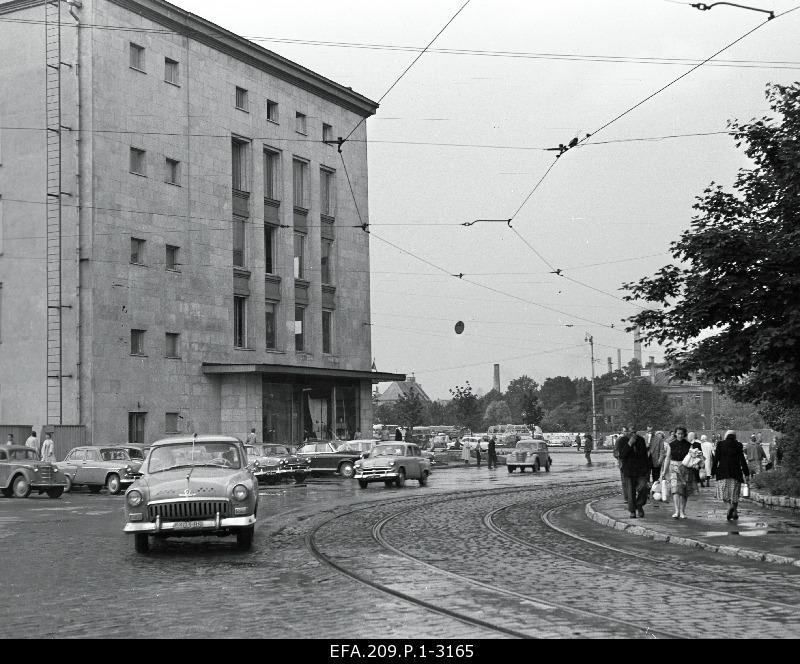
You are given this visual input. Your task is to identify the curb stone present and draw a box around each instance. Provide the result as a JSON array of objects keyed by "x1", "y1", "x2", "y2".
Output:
[
  {"x1": 748, "y1": 490, "x2": 800, "y2": 511},
  {"x1": 585, "y1": 501, "x2": 800, "y2": 566}
]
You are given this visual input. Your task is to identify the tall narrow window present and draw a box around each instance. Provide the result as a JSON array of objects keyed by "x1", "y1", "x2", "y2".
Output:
[
  {"x1": 235, "y1": 86, "x2": 249, "y2": 111},
  {"x1": 164, "y1": 57, "x2": 179, "y2": 85},
  {"x1": 321, "y1": 238, "x2": 333, "y2": 284},
  {"x1": 165, "y1": 412, "x2": 179, "y2": 433},
  {"x1": 130, "y1": 237, "x2": 146, "y2": 264},
  {"x1": 295, "y1": 111, "x2": 307, "y2": 134},
  {"x1": 129, "y1": 147, "x2": 146, "y2": 175},
  {"x1": 233, "y1": 217, "x2": 246, "y2": 268},
  {"x1": 165, "y1": 244, "x2": 179, "y2": 271},
  {"x1": 0, "y1": 283, "x2": 3, "y2": 344},
  {"x1": 231, "y1": 139, "x2": 249, "y2": 193},
  {"x1": 294, "y1": 305, "x2": 305, "y2": 351},
  {"x1": 128, "y1": 412, "x2": 147, "y2": 446},
  {"x1": 131, "y1": 329, "x2": 145, "y2": 355},
  {"x1": 320, "y1": 168, "x2": 335, "y2": 217},
  {"x1": 293, "y1": 233, "x2": 304, "y2": 279},
  {"x1": 265, "y1": 301, "x2": 277, "y2": 350},
  {"x1": 264, "y1": 225, "x2": 275, "y2": 274},
  {"x1": 267, "y1": 99, "x2": 279, "y2": 123},
  {"x1": 234, "y1": 296, "x2": 247, "y2": 348},
  {"x1": 292, "y1": 158, "x2": 307, "y2": 208},
  {"x1": 322, "y1": 310, "x2": 332, "y2": 354},
  {"x1": 322, "y1": 123, "x2": 333, "y2": 143},
  {"x1": 129, "y1": 42, "x2": 145, "y2": 71},
  {"x1": 165, "y1": 158, "x2": 180, "y2": 185},
  {"x1": 165, "y1": 332, "x2": 180, "y2": 358},
  {"x1": 264, "y1": 149, "x2": 280, "y2": 200}
]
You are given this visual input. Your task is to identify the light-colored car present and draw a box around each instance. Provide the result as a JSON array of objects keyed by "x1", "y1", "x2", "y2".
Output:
[
  {"x1": 506, "y1": 439, "x2": 552, "y2": 473},
  {"x1": 123, "y1": 435, "x2": 258, "y2": 553},
  {"x1": 354, "y1": 442, "x2": 431, "y2": 489},
  {"x1": 57, "y1": 446, "x2": 142, "y2": 494},
  {"x1": 0, "y1": 446, "x2": 68, "y2": 498},
  {"x1": 245, "y1": 443, "x2": 309, "y2": 484}
]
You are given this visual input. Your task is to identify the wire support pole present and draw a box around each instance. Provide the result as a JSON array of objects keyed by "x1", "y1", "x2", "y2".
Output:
[{"x1": 586, "y1": 334, "x2": 597, "y2": 448}]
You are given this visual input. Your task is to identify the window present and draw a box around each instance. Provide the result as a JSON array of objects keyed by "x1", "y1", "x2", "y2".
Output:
[
  {"x1": 129, "y1": 412, "x2": 146, "y2": 446},
  {"x1": 232, "y1": 139, "x2": 249, "y2": 192},
  {"x1": 321, "y1": 238, "x2": 333, "y2": 284},
  {"x1": 130, "y1": 237, "x2": 145, "y2": 264},
  {"x1": 263, "y1": 149, "x2": 280, "y2": 201},
  {"x1": 165, "y1": 332, "x2": 179, "y2": 358},
  {"x1": 293, "y1": 233, "x2": 304, "y2": 279},
  {"x1": 165, "y1": 412, "x2": 179, "y2": 433},
  {"x1": 322, "y1": 123, "x2": 333, "y2": 143},
  {"x1": 165, "y1": 158, "x2": 180, "y2": 185},
  {"x1": 165, "y1": 244, "x2": 179, "y2": 271},
  {"x1": 164, "y1": 57, "x2": 179, "y2": 85},
  {"x1": 129, "y1": 147, "x2": 146, "y2": 175},
  {"x1": 129, "y1": 42, "x2": 145, "y2": 71},
  {"x1": 233, "y1": 217, "x2": 246, "y2": 268},
  {"x1": 0, "y1": 282, "x2": 3, "y2": 344},
  {"x1": 295, "y1": 111, "x2": 307, "y2": 134},
  {"x1": 234, "y1": 296, "x2": 247, "y2": 348},
  {"x1": 264, "y1": 225, "x2": 275, "y2": 274},
  {"x1": 320, "y1": 168, "x2": 335, "y2": 217},
  {"x1": 235, "y1": 86, "x2": 249, "y2": 111},
  {"x1": 294, "y1": 305, "x2": 305, "y2": 351},
  {"x1": 292, "y1": 158, "x2": 308, "y2": 208},
  {"x1": 265, "y1": 301, "x2": 277, "y2": 350},
  {"x1": 322, "y1": 310, "x2": 332, "y2": 354},
  {"x1": 267, "y1": 99, "x2": 279, "y2": 123},
  {"x1": 131, "y1": 329, "x2": 145, "y2": 355}
]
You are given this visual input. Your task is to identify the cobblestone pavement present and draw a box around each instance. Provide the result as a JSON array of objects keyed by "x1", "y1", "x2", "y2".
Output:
[{"x1": 1, "y1": 451, "x2": 797, "y2": 638}]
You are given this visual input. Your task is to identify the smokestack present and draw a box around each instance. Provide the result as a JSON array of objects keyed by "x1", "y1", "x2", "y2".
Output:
[
  {"x1": 617, "y1": 348, "x2": 622, "y2": 372},
  {"x1": 649, "y1": 356, "x2": 656, "y2": 384},
  {"x1": 493, "y1": 364, "x2": 500, "y2": 392},
  {"x1": 633, "y1": 327, "x2": 642, "y2": 366},
  {"x1": 607, "y1": 357, "x2": 613, "y2": 374}
]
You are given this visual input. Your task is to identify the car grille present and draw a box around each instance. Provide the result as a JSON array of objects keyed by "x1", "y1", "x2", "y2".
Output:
[
  {"x1": 147, "y1": 500, "x2": 231, "y2": 522},
  {"x1": 359, "y1": 465, "x2": 393, "y2": 477},
  {"x1": 37, "y1": 466, "x2": 54, "y2": 482}
]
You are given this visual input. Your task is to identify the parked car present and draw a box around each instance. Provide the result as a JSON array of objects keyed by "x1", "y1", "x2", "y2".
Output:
[
  {"x1": 57, "y1": 446, "x2": 142, "y2": 494},
  {"x1": 0, "y1": 445, "x2": 69, "y2": 498},
  {"x1": 123, "y1": 435, "x2": 258, "y2": 553},
  {"x1": 335, "y1": 439, "x2": 380, "y2": 456},
  {"x1": 354, "y1": 442, "x2": 432, "y2": 489},
  {"x1": 506, "y1": 439, "x2": 551, "y2": 473},
  {"x1": 121, "y1": 445, "x2": 148, "y2": 462},
  {"x1": 296, "y1": 442, "x2": 363, "y2": 479},
  {"x1": 245, "y1": 443, "x2": 309, "y2": 484}
]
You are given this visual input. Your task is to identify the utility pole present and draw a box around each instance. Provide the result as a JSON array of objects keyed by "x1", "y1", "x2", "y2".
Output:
[{"x1": 585, "y1": 333, "x2": 597, "y2": 448}]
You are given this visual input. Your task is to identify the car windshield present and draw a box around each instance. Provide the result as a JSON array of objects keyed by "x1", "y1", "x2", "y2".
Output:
[
  {"x1": 147, "y1": 442, "x2": 242, "y2": 472},
  {"x1": 371, "y1": 445, "x2": 405, "y2": 457},
  {"x1": 7, "y1": 449, "x2": 38, "y2": 461},
  {"x1": 516, "y1": 442, "x2": 537, "y2": 451},
  {"x1": 100, "y1": 449, "x2": 131, "y2": 461},
  {"x1": 126, "y1": 448, "x2": 144, "y2": 460},
  {"x1": 262, "y1": 445, "x2": 289, "y2": 456}
]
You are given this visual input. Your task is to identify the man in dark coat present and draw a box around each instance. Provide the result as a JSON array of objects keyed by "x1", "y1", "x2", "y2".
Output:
[
  {"x1": 395, "y1": 428, "x2": 403, "y2": 441},
  {"x1": 614, "y1": 426, "x2": 630, "y2": 504},
  {"x1": 619, "y1": 425, "x2": 651, "y2": 518},
  {"x1": 487, "y1": 436, "x2": 498, "y2": 469}
]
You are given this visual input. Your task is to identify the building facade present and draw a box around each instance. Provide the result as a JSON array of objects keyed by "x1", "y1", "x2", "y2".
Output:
[{"x1": 0, "y1": 0, "x2": 402, "y2": 445}]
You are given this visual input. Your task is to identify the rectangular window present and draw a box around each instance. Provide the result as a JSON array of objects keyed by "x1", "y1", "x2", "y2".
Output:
[
  {"x1": 267, "y1": 99, "x2": 279, "y2": 123},
  {"x1": 322, "y1": 123, "x2": 333, "y2": 143},
  {"x1": 129, "y1": 42, "x2": 145, "y2": 71},
  {"x1": 129, "y1": 147, "x2": 146, "y2": 175},
  {"x1": 263, "y1": 149, "x2": 280, "y2": 201},
  {"x1": 293, "y1": 233, "x2": 304, "y2": 279},
  {"x1": 292, "y1": 158, "x2": 308, "y2": 208},
  {"x1": 264, "y1": 225, "x2": 275, "y2": 274},
  {"x1": 235, "y1": 86, "x2": 249, "y2": 111},
  {"x1": 165, "y1": 412, "x2": 179, "y2": 433},
  {"x1": 295, "y1": 111, "x2": 307, "y2": 134},
  {"x1": 233, "y1": 217, "x2": 246, "y2": 268},
  {"x1": 164, "y1": 57, "x2": 179, "y2": 85},
  {"x1": 321, "y1": 238, "x2": 333, "y2": 284},
  {"x1": 165, "y1": 244, "x2": 179, "y2": 271},
  {"x1": 234, "y1": 296, "x2": 247, "y2": 348},
  {"x1": 0, "y1": 283, "x2": 3, "y2": 344},
  {"x1": 265, "y1": 301, "x2": 276, "y2": 350},
  {"x1": 322, "y1": 310, "x2": 332, "y2": 354},
  {"x1": 320, "y1": 168, "x2": 335, "y2": 217},
  {"x1": 165, "y1": 158, "x2": 180, "y2": 185},
  {"x1": 130, "y1": 237, "x2": 145, "y2": 264},
  {"x1": 131, "y1": 329, "x2": 145, "y2": 355},
  {"x1": 165, "y1": 332, "x2": 179, "y2": 358},
  {"x1": 128, "y1": 412, "x2": 146, "y2": 446},
  {"x1": 232, "y1": 139, "x2": 249, "y2": 192},
  {"x1": 294, "y1": 305, "x2": 304, "y2": 352}
]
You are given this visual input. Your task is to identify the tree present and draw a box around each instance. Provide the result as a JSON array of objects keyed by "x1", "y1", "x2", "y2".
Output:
[
  {"x1": 540, "y1": 403, "x2": 589, "y2": 432},
  {"x1": 395, "y1": 391, "x2": 425, "y2": 439},
  {"x1": 540, "y1": 376, "x2": 577, "y2": 410},
  {"x1": 505, "y1": 375, "x2": 542, "y2": 424},
  {"x1": 624, "y1": 83, "x2": 800, "y2": 411},
  {"x1": 374, "y1": 401, "x2": 399, "y2": 426},
  {"x1": 483, "y1": 400, "x2": 512, "y2": 428},
  {"x1": 449, "y1": 382, "x2": 483, "y2": 432},
  {"x1": 671, "y1": 404, "x2": 706, "y2": 431},
  {"x1": 619, "y1": 379, "x2": 673, "y2": 430}
]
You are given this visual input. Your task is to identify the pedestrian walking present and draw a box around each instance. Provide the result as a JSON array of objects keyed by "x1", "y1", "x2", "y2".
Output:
[
  {"x1": 662, "y1": 426, "x2": 695, "y2": 519},
  {"x1": 648, "y1": 431, "x2": 666, "y2": 483},
  {"x1": 689, "y1": 432, "x2": 703, "y2": 485},
  {"x1": 461, "y1": 439, "x2": 471, "y2": 466},
  {"x1": 614, "y1": 426, "x2": 630, "y2": 503},
  {"x1": 700, "y1": 434, "x2": 714, "y2": 488},
  {"x1": 40, "y1": 432, "x2": 55, "y2": 462},
  {"x1": 583, "y1": 433, "x2": 593, "y2": 465},
  {"x1": 712, "y1": 430, "x2": 750, "y2": 521},
  {"x1": 475, "y1": 442, "x2": 482, "y2": 467},
  {"x1": 395, "y1": 427, "x2": 403, "y2": 441},
  {"x1": 575, "y1": 433, "x2": 582, "y2": 451},
  {"x1": 5, "y1": 434, "x2": 14, "y2": 446},
  {"x1": 245, "y1": 428, "x2": 257, "y2": 446},
  {"x1": 25, "y1": 429, "x2": 40, "y2": 454},
  {"x1": 487, "y1": 436, "x2": 498, "y2": 469},
  {"x1": 619, "y1": 426, "x2": 650, "y2": 518},
  {"x1": 744, "y1": 433, "x2": 766, "y2": 476}
]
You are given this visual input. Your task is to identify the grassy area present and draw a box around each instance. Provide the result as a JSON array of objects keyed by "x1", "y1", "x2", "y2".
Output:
[{"x1": 751, "y1": 468, "x2": 800, "y2": 498}]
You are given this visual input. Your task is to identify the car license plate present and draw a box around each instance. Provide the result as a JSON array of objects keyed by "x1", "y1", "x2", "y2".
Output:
[{"x1": 173, "y1": 520, "x2": 203, "y2": 529}]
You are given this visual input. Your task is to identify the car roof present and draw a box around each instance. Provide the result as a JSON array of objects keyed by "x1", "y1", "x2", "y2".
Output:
[
  {"x1": 149, "y1": 435, "x2": 242, "y2": 447},
  {"x1": 2, "y1": 445, "x2": 35, "y2": 452}
]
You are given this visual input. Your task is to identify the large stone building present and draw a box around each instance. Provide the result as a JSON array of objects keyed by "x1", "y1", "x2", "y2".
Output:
[{"x1": 0, "y1": 0, "x2": 402, "y2": 446}]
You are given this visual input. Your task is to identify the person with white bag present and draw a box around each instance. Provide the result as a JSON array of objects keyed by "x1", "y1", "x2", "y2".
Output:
[
  {"x1": 712, "y1": 430, "x2": 750, "y2": 521},
  {"x1": 664, "y1": 427, "x2": 695, "y2": 519},
  {"x1": 700, "y1": 434, "x2": 714, "y2": 488}
]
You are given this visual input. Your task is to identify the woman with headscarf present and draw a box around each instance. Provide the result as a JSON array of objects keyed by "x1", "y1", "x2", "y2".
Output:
[
  {"x1": 712, "y1": 430, "x2": 750, "y2": 521},
  {"x1": 688, "y1": 431, "x2": 703, "y2": 486},
  {"x1": 662, "y1": 426, "x2": 694, "y2": 519},
  {"x1": 700, "y1": 434, "x2": 714, "y2": 488}
]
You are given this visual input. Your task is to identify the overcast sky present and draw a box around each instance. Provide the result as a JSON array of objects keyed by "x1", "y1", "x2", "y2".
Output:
[{"x1": 173, "y1": 0, "x2": 800, "y2": 399}]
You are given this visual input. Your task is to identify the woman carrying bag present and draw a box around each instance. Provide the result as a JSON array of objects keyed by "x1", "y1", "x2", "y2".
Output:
[
  {"x1": 711, "y1": 429, "x2": 750, "y2": 521},
  {"x1": 664, "y1": 427, "x2": 695, "y2": 519}
]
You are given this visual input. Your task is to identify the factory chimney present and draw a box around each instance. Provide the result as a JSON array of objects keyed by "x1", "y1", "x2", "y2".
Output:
[
  {"x1": 607, "y1": 357, "x2": 613, "y2": 374},
  {"x1": 493, "y1": 364, "x2": 500, "y2": 393},
  {"x1": 633, "y1": 327, "x2": 642, "y2": 366}
]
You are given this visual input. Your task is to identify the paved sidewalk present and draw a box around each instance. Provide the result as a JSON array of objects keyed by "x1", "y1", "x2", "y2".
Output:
[{"x1": 587, "y1": 483, "x2": 800, "y2": 566}]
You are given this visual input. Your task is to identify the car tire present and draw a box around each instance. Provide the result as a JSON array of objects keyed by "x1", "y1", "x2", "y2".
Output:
[
  {"x1": 46, "y1": 487, "x2": 64, "y2": 499},
  {"x1": 545, "y1": 460, "x2": 551, "y2": 472},
  {"x1": 88, "y1": 485, "x2": 102, "y2": 494},
  {"x1": 384, "y1": 480, "x2": 394, "y2": 488},
  {"x1": 134, "y1": 533, "x2": 150, "y2": 554},
  {"x1": 519, "y1": 466, "x2": 525, "y2": 473},
  {"x1": 395, "y1": 468, "x2": 406, "y2": 488},
  {"x1": 418, "y1": 470, "x2": 428, "y2": 487},
  {"x1": 507, "y1": 465, "x2": 515, "y2": 473},
  {"x1": 358, "y1": 479, "x2": 369, "y2": 489},
  {"x1": 294, "y1": 473, "x2": 307, "y2": 484},
  {"x1": 12, "y1": 475, "x2": 31, "y2": 498},
  {"x1": 63, "y1": 475, "x2": 73, "y2": 493},
  {"x1": 534, "y1": 460, "x2": 540, "y2": 472},
  {"x1": 236, "y1": 526, "x2": 254, "y2": 551},
  {"x1": 1, "y1": 486, "x2": 12, "y2": 498},
  {"x1": 338, "y1": 461, "x2": 355, "y2": 479},
  {"x1": 106, "y1": 473, "x2": 122, "y2": 495}
]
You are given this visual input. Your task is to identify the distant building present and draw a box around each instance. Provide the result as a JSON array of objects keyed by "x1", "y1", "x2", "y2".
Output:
[{"x1": 376, "y1": 376, "x2": 432, "y2": 405}]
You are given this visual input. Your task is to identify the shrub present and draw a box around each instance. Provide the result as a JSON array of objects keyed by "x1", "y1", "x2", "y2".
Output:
[{"x1": 751, "y1": 468, "x2": 800, "y2": 498}]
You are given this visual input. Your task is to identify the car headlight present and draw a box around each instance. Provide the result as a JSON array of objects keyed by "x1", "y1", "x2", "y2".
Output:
[
  {"x1": 354, "y1": 460, "x2": 362, "y2": 468},
  {"x1": 388, "y1": 460, "x2": 396, "y2": 466},
  {"x1": 232, "y1": 484, "x2": 248, "y2": 501},
  {"x1": 126, "y1": 465, "x2": 132, "y2": 473},
  {"x1": 127, "y1": 490, "x2": 143, "y2": 507},
  {"x1": 279, "y1": 459, "x2": 286, "y2": 466}
]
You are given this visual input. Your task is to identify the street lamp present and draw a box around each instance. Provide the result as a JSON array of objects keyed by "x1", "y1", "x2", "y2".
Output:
[{"x1": 585, "y1": 333, "x2": 597, "y2": 450}]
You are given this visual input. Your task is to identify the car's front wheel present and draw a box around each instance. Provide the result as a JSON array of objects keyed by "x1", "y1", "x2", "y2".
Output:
[
  {"x1": 395, "y1": 468, "x2": 406, "y2": 488},
  {"x1": 339, "y1": 461, "x2": 355, "y2": 479},
  {"x1": 358, "y1": 479, "x2": 369, "y2": 489},
  {"x1": 134, "y1": 533, "x2": 150, "y2": 554},
  {"x1": 12, "y1": 475, "x2": 31, "y2": 498},
  {"x1": 236, "y1": 526, "x2": 254, "y2": 551},
  {"x1": 63, "y1": 475, "x2": 73, "y2": 493},
  {"x1": 106, "y1": 473, "x2": 122, "y2": 495},
  {"x1": 46, "y1": 487, "x2": 64, "y2": 499},
  {"x1": 507, "y1": 465, "x2": 515, "y2": 473}
]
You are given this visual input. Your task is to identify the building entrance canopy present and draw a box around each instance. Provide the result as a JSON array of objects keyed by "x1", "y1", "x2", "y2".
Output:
[{"x1": 202, "y1": 363, "x2": 405, "y2": 384}]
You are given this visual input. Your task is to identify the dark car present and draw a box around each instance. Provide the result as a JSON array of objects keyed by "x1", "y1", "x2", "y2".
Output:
[
  {"x1": 245, "y1": 443, "x2": 310, "y2": 484},
  {"x1": 296, "y1": 442, "x2": 363, "y2": 479},
  {"x1": 0, "y1": 446, "x2": 69, "y2": 498}
]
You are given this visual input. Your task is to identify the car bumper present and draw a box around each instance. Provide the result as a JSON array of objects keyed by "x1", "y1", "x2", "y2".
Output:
[
  {"x1": 124, "y1": 514, "x2": 256, "y2": 533},
  {"x1": 354, "y1": 469, "x2": 399, "y2": 482},
  {"x1": 31, "y1": 482, "x2": 69, "y2": 489},
  {"x1": 254, "y1": 467, "x2": 306, "y2": 479}
]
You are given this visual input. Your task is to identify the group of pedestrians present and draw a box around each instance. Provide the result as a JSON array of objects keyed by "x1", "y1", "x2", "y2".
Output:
[
  {"x1": 461, "y1": 436, "x2": 499, "y2": 469},
  {"x1": 5, "y1": 429, "x2": 55, "y2": 461}
]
